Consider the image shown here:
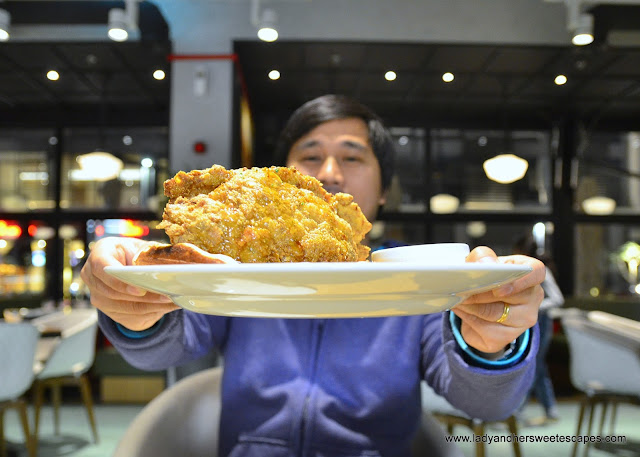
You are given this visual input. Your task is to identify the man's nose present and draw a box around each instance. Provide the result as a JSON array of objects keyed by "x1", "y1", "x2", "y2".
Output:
[{"x1": 316, "y1": 156, "x2": 344, "y2": 187}]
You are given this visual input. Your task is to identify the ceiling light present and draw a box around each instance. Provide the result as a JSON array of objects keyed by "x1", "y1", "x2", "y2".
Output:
[
  {"x1": 153, "y1": 69, "x2": 166, "y2": 80},
  {"x1": 257, "y1": 8, "x2": 278, "y2": 42},
  {"x1": 466, "y1": 221, "x2": 487, "y2": 238},
  {"x1": 385, "y1": 71, "x2": 397, "y2": 81},
  {"x1": 430, "y1": 194, "x2": 460, "y2": 214},
  {"x1": 572, "y1": 13, "x2": 594, "y2": 46},
  {"x1": 483, "y1": 153, "x2": 529, "y2": 184},
  {"x1": 554, "y1": 74, "x2": 567, "y2": 85},
  {"x1": 76, "y1": 151, "x2": 123, "y2": 181},
  {"x1": 47, "y1": 70, "x2": 60, "y2": 81},
  {"x1": 0, "y1": 8, "x2": 9, "y2": 41},
  {"x1": 442, "y1": 72, "x2": 454, "y2": 83},
  {"x1": 582, "y1": 196, "x2": 616, "y2": 215},
  {"x1": 108, "y1": 0, "x2": 139, "y2": 42},
  {"x1": 268, "y1": 69, "x2": 280, "y2": 80},
  {"x1": 108, "y1": 8, "x2": 129, "y2": 41}
]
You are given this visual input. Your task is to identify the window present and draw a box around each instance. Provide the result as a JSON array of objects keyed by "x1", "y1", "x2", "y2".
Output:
[
  {"x1": 60, "y1": 127, "x2": 169, "y2": 211},
  {"x1": 430, "y1": 129, "x2": 552, "y2": 214},
  {"x1": 577, "y1": 131, "x2": 640, "y2": 215},
  {"x1": 0, "y1": 129, "x2": 56, "y2": 212}
]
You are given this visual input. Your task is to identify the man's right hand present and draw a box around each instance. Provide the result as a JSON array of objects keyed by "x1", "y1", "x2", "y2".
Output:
[{"x1": 80, "y1": 237, "x2": 179, "y2": 331}]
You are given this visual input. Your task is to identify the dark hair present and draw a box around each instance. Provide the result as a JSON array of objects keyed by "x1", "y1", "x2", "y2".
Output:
[{"x1": 274, "y1": 94, "x2": 395, "y2": 191}]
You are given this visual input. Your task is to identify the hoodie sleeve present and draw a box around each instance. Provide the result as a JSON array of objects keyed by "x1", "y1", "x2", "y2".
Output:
[
  {"x1": 421, "y1": 311, "x2": 538, "y2": 421},
  {"x1": 97, "y1": 309, "x2": 230, "y2": 372}
]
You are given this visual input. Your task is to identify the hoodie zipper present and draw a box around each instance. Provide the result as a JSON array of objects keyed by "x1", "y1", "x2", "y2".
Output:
[{"x1": 298, "y1": 319, "x2": 325, "y2": 457}]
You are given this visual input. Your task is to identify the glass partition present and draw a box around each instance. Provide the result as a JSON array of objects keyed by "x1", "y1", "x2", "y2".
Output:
[
  {"x1": 430, "y1": 129, "x2": 552, "y2": 214},
  {"x1": 385, "y1": 127, "x2": 427, "y2": 213},
  {"x1": 575, "y1": 223, "x2": 640, "y2": 298},
  {"x1": 577, "y1": 131, "x2": 640, "y2": 215},
  {"x1": 0, "y1": 129, "x2": 56, "y2": 212},
  {"x1": 432, "y1": 221, "x2": 555, "y2": 257},
  {"x1": 60, "y1": 127, "x2": 169, "y2": 211},
  {"x1": 0, "y1": 220, "x2": 51, "y2": 297}
]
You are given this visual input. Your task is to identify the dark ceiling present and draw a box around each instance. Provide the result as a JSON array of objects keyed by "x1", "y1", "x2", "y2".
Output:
[
  {"x1": 235, "y1": 37, "x2": 640, "y2": 131},
  {"x1": 0, "y1": 1, "x2": 171, "y2": 126},
  {"x1": 1, "y1": 2, "x2": 640, "y2": 133},
  {"x1": 234, "y1": 5, "x2": 640, "y2": 133}
]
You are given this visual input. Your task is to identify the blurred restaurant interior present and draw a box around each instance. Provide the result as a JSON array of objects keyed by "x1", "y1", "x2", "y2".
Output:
[{"x1": 1, "y1": 0, "x2": 640, "y2": 456}]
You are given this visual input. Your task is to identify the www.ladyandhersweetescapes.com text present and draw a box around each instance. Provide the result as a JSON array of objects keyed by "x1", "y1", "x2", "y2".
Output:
[{"x1": 445, "y1": 433, "x2": 627, "y2": 445}]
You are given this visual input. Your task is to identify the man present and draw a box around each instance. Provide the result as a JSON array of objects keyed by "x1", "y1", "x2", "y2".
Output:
[{"x1": 81, "y1": 94, "x2": 544, "y2": 456}]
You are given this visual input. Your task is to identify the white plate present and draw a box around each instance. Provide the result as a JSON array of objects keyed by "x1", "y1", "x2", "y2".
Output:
[{"x1": 105, "y1": 262, "x2": 531, "y2": 318}]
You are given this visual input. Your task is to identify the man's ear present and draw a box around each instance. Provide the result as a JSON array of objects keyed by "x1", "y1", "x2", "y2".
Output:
[{"x1": 378, "y1": 190, "x2": 387, "y2": 207}]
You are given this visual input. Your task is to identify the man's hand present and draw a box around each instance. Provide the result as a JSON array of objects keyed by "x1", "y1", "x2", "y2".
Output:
[
  {"x1": 80, "y1": 237, "x2": 179, "y2": 331},
  {"x1": 452, "y1": 246, "x2": 545, "y2": 354}
]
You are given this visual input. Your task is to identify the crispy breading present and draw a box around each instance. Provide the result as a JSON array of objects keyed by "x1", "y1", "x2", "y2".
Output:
[{"x1": 156, "y1": 165, "x2": 372, "y2": 263}]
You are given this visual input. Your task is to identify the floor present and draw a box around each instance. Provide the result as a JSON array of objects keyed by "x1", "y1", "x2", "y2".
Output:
[{"x1": 3, "y1": 397, "x2": 640, "y2": 457}]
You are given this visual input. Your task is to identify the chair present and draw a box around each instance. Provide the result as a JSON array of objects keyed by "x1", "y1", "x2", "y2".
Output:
[
  {"x1": 115, "y1": 366, "x2": 462, "y2": 457},
  {"x1": 421, "y1": 382, "x2": 522, "y2": 457},
  {"x1": 560, "y1": 308, "x2": 640, "y2": 457},
  {"x1": 29, "y1": 308, "x2": 99, "y2": 443},
  {"x1": 113, "y1": 366, "x2": 223, "y2": 457},
  {"x1": 0, "y1": 322, "x2": 39, "y2": 457}
]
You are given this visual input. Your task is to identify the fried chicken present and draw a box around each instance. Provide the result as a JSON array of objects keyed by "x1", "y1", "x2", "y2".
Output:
[{"x1": 155, "y1": 165, "x2": 372, "y2": 263}]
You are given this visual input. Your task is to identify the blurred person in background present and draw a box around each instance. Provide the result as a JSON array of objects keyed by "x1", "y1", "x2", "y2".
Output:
[{"x1": 514, "y1": 233, "x2": 564, "y2": 425}]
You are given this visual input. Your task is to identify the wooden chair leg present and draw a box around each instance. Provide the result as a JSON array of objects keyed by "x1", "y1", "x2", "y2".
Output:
[
  {"x1": 572, "y1": 396, "x2": 588, "y2": 457},
  {"x1": 609, "y1": 401, "x2": 618, "y2": 434},
  {"x1": 51, "y1": 380, "x2": 62, "y2": 436},
  {"x1": 598, "y1": 400, "x2": 608, "y2": 437},
  {"x1": 78, "y1": 374, "x2": 99, "y2": 443},
  {"x1": 505, "y1": 416, "x2": 522, "y2": 457},
  {"x1": 0, "y1": 409, "x2": 6, "y2": 457},
  {"x1": 472, "y1": 422, "x2": 485, "y2": 457},
  {"x1": 16, "y1": 400, "x2": 36, "y2": 457},
  {"x1": 33, "y1": 381, "x2": 44, "y2": 440},
  {"x1": 583, "y1": 398, "x2": 597, "y2": 457}
]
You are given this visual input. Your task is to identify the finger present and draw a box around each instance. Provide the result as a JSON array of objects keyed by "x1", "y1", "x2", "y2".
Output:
[
  {"x1": 460, "y1": 284, "x2": 544, "y2": 307},
  {"x1": 454, "y1": 301, "x2": 535, "y2": 328},
  {"x1": 90, "y1": 294, "x2": 179, "y2": 316},
  {"x1": 462, "y1": 254, "x2": 545, "y2": 300},
  {"x1": 495, "y1": 255, "x2": 546, "y2": 294},
  {"x1": 82, "y1": 257, "x2": 172, "y2": 304},
  {"x1": 90, "y1": 246, "x2": 146, "y2": 296},
  {"x1": 101, "y1": 309, "x2": 174, "y2": 332},
  {"x1": 85, "y1": 238, "x2": 172, "y2": 300},
  {"x1": 452, "y1": 308, "x2": 522, "y2": 353},
  {"x1": 466, "y1": 246, "x2": 498, "y2": 263}
]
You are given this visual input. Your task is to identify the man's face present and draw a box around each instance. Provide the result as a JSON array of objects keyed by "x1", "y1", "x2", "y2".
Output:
[{"x1": 286, "y1": 117, "x2": 385, "y2": 223}]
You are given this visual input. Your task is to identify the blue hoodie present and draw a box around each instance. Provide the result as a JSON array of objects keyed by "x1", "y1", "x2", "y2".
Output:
[{"x1": 99, "y1": 310, "x2": 537, "y2": 457}]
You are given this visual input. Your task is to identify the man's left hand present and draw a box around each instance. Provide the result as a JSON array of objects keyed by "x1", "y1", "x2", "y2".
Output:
[{"x1": 452, "y1": 246, "x2": 545, "y2": 354}]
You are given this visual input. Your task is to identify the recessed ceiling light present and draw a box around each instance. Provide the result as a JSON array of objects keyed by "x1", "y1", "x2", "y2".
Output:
[
  {"x1": 571, "y1": 13, "x2": 594, "y2": 46},
  {"x1": 385, "y1": 71, "x2": 397, "y2": 81},
  {"x1": 153, "y1": 69, "x2": 166, "y2": 80},
  {"x1": 0, "y1": 8, "x2": 10, "y2": 41},
  {"x1": 108, "y1": 8, "x2": 129, "y2": 42},
  {"x1": 442, "y1": 72, "x2": 454, "y2": 83},
  {"x1": 554, "y1": 74, "x2": 568, "y2": 85},
  {"x1": 47, "y1": 70, "x2": 60, "y2": 81},
  {"x1": 268, "y1": 70, "x2": 280, "y2": 80},
  {"x1": 257, "y1": 8, "x2": 278, "y2": 42}
]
